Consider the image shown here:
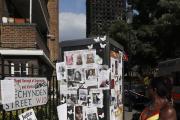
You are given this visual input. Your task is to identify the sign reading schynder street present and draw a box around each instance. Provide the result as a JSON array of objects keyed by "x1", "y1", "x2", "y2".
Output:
[{"x1": 3, "y1": 77, "x2": 48, "y2": 111}]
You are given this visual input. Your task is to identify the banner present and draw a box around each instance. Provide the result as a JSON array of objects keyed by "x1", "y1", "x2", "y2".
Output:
[{"x1": 3, "y1": 77, "x2": 48, "y2": 111}]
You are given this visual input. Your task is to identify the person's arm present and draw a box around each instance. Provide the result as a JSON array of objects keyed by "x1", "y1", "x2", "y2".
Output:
[{"x1": 160, "y1": 106, "x2": 177, "y2": 120}]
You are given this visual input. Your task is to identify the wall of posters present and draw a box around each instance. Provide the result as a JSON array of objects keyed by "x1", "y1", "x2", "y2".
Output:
[
  {"x1": 110, "y1": 51, "x2": 123, "y2": 120},
  {"x1": 56, "y1": 47, "x2": 123, "y2": 120}
]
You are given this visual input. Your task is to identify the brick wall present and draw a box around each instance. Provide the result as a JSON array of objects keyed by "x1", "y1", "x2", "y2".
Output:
[
  {"x1": 0, "y1": 24, "x2": 50, "y2": 56},
  {"x1": 47, "y1": 0, "x2": 60, "y2": 62},
  {"x1": 0, "y1": 24, "x2": 36, "y2": 48}
]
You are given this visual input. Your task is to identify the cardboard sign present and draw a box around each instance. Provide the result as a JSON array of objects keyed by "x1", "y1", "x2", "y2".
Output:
[
  {"x1": 3, "y1": 77, "x2": 48, "y2": 111},
  {"x1": 1, "y1": 80, "x2": 15, "y2": 104},
  {"x1": 19, "y1": 109, "x2": 37, "y2": 120}
]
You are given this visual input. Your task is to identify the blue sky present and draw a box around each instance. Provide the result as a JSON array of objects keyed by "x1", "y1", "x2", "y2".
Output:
[
  {"x1": 59, "y1": 0, "x2": 86, "y2": 41},
  {"x1": 59, "y1": 0, "x2": 86, "y2": 14}
]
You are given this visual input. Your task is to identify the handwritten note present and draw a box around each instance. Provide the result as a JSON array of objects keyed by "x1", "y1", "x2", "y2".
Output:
[
  {"x1": 1, "y1": 80, "x2": 15, "y2": 104},
  {"x1": 19, "y1": 109, "x2": 37, "y2": 120}
]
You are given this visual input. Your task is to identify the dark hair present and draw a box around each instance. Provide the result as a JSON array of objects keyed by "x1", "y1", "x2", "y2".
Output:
[{"x1": 150, "y1": 77, "x2": 172, "y2": 101}]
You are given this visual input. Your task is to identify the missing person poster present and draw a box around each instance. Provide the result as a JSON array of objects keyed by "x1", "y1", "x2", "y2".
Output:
[
  {"x1": 78, "y1": 89, "x2": 88, "y2": 105},
  {"x1": 98, "y1": 65, "x2": 110, "y2": 89},
  {"x1": 3, "y1": 77, "x2": 48, "y2": 111},
  {"x1": 56, "y1": 62, "x2": 67, "y2": 80},
  {"x1": 86, "y1": 107, "x2": 99, "y2": 120},
  {"x1": 85, "y1": 68, "x2": 97, "y2": 87},
  {"x1": 89, "y1": 89, "x2": 103, "y2": 108}
]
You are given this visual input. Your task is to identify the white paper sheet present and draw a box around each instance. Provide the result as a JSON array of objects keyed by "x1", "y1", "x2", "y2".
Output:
[
  {"x1": 56, "y1": 62, "x2": 67, "y2": 80},
  {"x1": 19, "y1": 109, "x2": 37, "y2": 120},
  {"x1": 57, "y1": 103, "x2": 67, "y2": 120},
  {"x1": 1, "y1": 80, "x2": 15, "y2": 104}
]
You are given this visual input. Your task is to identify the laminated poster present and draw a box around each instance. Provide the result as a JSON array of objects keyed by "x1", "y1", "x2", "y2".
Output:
[
  {"x1": 56, "y1": 62, "x2": 67, "y2": 80},
  {"x1": 67, "y1": 88, "x2": 77, "y2": 106},
  {"x1": 64, "y1": 51, "x2": 75, "y2": 68},
  {"x1": 84, "y1": 49, "x2": 96, "y2": 67},
  {"x1": 85, "y1": 68, "x2": 98, "y2": 87},
  {"x1": 86, "y1": 107, "x2": 99, "y2": 120},
  {"x1": 89, "y1": 89, "x2": 103, "y2": 108},
  {"x1": 98, "y1": 65, "x2": 110, "y2": 89},
  {"x1": 78, "y1": 89, "x2": 88, "y2": 105}
]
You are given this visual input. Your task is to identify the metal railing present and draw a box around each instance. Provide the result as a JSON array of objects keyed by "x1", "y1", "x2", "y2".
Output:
[{"x1": 0, "y1": 62, "x2": 59, "y2": 120}]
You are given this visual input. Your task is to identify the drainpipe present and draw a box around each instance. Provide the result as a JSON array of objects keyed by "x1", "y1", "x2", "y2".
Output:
[{"x1": 30, "y1": 0, "x2": 32, "y2": 23}]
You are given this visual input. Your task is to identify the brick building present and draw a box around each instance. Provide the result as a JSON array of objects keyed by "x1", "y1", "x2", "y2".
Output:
[
  {"x1": 0, "y1": 0, "x2": 59, "y2": 77},
  {"x1": 86, "y1": 0, "x2": 125, "y2": 37}
]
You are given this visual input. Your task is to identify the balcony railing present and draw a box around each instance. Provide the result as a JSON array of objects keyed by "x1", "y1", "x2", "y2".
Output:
[{"x1": 0, "y1": 23, "x2": 50, "y2": 57}]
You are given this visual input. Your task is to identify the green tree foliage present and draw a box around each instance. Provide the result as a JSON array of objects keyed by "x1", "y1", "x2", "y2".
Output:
[{"x1": 109, "y1": 0, "x2": 180, "y2": 74}]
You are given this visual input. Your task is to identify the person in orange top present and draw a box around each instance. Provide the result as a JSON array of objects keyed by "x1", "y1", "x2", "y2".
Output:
[{"x1": 140, "y1": 77, "x2": 177, "y2": 120}]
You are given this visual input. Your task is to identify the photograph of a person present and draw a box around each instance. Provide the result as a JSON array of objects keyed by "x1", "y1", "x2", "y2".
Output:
[
  {"x1": 74, "y1": 106, "x2": 83, "y2": 120},
  {"x1": 76, "y1": 54, "x2": 83, "y2": 65},
  {"x1": 67, "y1": 69, "x2": 75, "y2": 81},
  {"x1": 74, "y1": 71, "x2": 82, "y2": 82},
  {"x1": 86, "y1": 53, "x2": 94, "y2": 64},
  {"x1": 86, "y1": 69, "x2": 96, "y2": 80},
  {"x1": 65, "y1": 52, "x2": 74, "y2": 65}
]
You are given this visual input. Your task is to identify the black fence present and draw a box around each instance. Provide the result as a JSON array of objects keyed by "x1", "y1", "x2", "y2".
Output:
[{"x1": 0, "y1": 62, "x2": 60, "y2": 120}]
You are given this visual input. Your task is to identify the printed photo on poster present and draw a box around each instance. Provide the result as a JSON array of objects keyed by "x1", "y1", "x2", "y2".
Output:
[
  {"x1": 85, "y1": 68, "x2": 97, "y2": 87},
  {"x1": 64, "y1": 51, "x2": 74, "y2": 67},
  {"x1": 74, "y1": 105, "x2": 84, "y2": 120},
  {"x1": 86, "y1": 107, "x2": 99, "y2": 120},
  {"x1": 67, "y1": 88, "x2": 77, "y2": 106},
  {"x1": 98, "y1": 65, "x2": 110, "y2": 89},
  {"x1": 86, "y1": 68, "x2": 96, "y2": 80},
  {"x1": 56, "y1": 62, "x2": 67, "y2": 80},
  {"x1": 89, "y1": 89, "x2": 103, "y2": 108},
  {"x1": 78, "y1": 89, "x2": 88, "y2": 105},
  {"x1": 67, "y1": 69, "x2": 75, "y2": 81},
  {"x1": 74, "y1": 68, "x2": 84, "y2": 83},
  {"x1": 84, "y1": 50, "x2": 96, "y2": 66},
  {"x1": 67, "y1": 105, "x2": 74, "y2": 120},
  {"x1": 75, "y1": 51, "x2": 84, "y2": 66}
]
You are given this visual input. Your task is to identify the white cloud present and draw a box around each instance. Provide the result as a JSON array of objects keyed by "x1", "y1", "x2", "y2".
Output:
[{"x1": 59, "y1": 12, "x2": 86, "y2": 41}]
